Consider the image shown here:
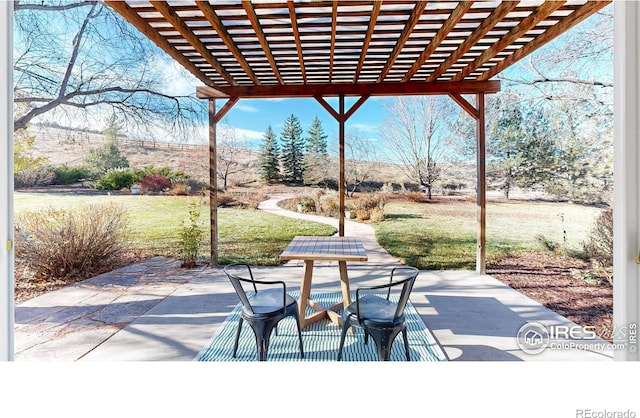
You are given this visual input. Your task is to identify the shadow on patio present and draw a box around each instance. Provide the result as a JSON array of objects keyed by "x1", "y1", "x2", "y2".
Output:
[{"x1": 14, "y1": 256, "x2": 613, "y2": 361}]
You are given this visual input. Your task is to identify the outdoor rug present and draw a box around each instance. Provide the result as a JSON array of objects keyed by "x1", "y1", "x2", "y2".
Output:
[{"x1": 195, "y1": 291, "x2": 447, "y2": 362}]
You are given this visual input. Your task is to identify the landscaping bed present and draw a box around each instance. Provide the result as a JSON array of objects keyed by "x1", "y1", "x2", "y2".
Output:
[{"x1": 488, "y1": 252, "x2": 613, "y2": 342}]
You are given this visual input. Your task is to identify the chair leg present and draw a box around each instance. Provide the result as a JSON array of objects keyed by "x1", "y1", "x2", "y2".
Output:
[
  {"x1": 248, "y1": 321, "x2": 276, "y2": 361},
  {"x1": 402, "y1": 328, "x2": 410, "y2": 361},
  {"x1": 337, "y1": 316, "x2": 351, "y2": 361},
  {"x1": 293, "y1": 311, "x2": 305, "y2": 359},
  {"x1": 368, "y1": 328, "x2": 402, "y2": 361},
  {"x1": 233, "y1": 317, "x2": 244, "y2": 358}
]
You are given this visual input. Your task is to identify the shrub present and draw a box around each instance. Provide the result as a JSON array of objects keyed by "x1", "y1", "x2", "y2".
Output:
[
  {"x1": 170, "y1": 181, "x2": 191, "y2": 196},
  {"x1": 369, "y1": 207, "x2": 385, "y2": 223},
  {"x1": 355, "y1": 209, "x2": 370, "y2": 221},
  {"x1": 231, "y1": 191, "x2": 268, "y2": 209},
  {"x1": 84, "y1": 141, "x2": 129, "y2": 177},
  {"x1": 178, "y1": 201, "x2": 205, "y2": 268},
  {"x1": 139, "y1": 174, "x2": 172, "y2": 193},
  {"x1": 92, "y1": 168, "x2": 136, "y2": 190},
  {"x1": 318, "y1": 192, "x2": 339, "y2": 215},
  {"x1": 133, "y1": 166, "x2": 188, "y2": 183},
  {"x1": 51, "y1": 165, "x2": 91, "y2": 185},
  {"x1": 217, "y1": 192, "x2": 235, "y2": 207},
  {"x1": 14, "y1": 166, "x2": 56, "y2": 188},
  {"x1": 14, "y1": 203, "x2": 129, "y2": 279},
  {"x1": 583, "y1": 208, "x2": 613, "y2": 267},
  {"x1": 405, "y1": 191, "x2": 425, "y2": 202}
]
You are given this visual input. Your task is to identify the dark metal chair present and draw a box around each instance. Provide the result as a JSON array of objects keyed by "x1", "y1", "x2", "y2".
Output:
[
  {"x1": 223, "y1": 263, "x2": 304, "y2": 361},
  {"x1": 337, "y1": 266, "x2": 419, "y2": 361}
]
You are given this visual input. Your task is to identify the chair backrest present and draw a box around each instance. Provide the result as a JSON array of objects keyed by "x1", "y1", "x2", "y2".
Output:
[
  {"x1": 223, "y1": 263, "x2": 258, "y2": 314},
  {"x1": 389, "y1": 267, "x2": 419, "y2": 320}
]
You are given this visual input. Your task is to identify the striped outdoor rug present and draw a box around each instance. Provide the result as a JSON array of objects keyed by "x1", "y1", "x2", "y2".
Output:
[{"x1": 195, "y1": 292, "x2": 447, "y2": 362}]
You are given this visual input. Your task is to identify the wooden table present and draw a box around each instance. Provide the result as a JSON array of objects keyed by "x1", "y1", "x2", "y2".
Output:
[{"x1": 280, "y1": 236, "x2": 368, "y2": 329}]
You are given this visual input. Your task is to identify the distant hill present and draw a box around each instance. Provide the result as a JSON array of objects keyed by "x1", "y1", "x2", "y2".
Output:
[{"x1": 23, "y1": 125, "x2": 484, "y2": 194}]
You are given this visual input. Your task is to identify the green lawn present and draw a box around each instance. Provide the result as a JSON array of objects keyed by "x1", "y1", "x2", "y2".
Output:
[
  {"x1": 13, "y1": 192, "x2": 603, "y2": 270},
  {"x1": 13, "y1": 192, "x2": 337, "y2": 266},
  {"x1": 375, "y1": 199, "x2": 603, "y2": 270}
]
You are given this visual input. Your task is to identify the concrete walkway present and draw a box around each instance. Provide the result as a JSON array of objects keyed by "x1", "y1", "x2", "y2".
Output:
[{"x1": 13, "y1": 195, "x2": 614, "y2": 361}]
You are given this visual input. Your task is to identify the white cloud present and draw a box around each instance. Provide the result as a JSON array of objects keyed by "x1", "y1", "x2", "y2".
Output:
[
  {"x1": 235, "y1": 104, "x2": 259, "y2": 113},
  {"x1": 161, "y1": 60, "x2": 199, "y2": 96}
]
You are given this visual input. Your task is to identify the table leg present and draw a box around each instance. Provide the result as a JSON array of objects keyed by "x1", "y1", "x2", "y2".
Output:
[
  {"x1": 338, "y1": 261, "x2": 351, "y2": 309},
  {"x1": 298, "y1": 260, "x2": 314, "y2": 329}
]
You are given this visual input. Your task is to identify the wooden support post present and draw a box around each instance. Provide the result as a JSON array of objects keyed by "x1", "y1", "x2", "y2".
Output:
[
  {"x1": 339, "y1": 94, "x2": 345, "y2": 236},
  {"x1": 314, "y1": 94, "x2": 369, "y2": 237},
  {"x1": 476, "y1": 93, "x2": 486, "y2": 274},
  {"x1": 206, "y1": 97, "x2": 238, "y2": 266},
  {"x1": 208, "y1": 99, "x2": 219, "y2": 265}
]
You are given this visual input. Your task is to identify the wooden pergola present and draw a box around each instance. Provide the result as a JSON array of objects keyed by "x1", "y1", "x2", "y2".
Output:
[{"x1": 105, "y1": 0, "x2": 609, "y2": 273}]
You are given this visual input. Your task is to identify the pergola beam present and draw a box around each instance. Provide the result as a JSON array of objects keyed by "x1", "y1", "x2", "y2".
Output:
[
  {"x1": 403, "y1": 1, "x2": 474, "y2": 83},
  {"x1": 479, "y1": 0, "x2": 612, "y2": 81},
  {"x1": 104, "y1": 0, "x2": 215, "y2": 88},
  {"x1": 353, "y1": 1, "x2": 380, "y2": 83},
  {"x1": 427, "y1": 1, "x2": 519, "y2": 82},
  {"x1": 197, "y1": 80, "x2": 501, "y2": 99},
  {"x1": 287, "y1": 0, "x2": 307, "y2": 84},
  {"x1": 453, "y1": 1, "x2": 565, "y2": 81},
  {"x1": 198, "y1": 2, "x2": 260, "y2": 85},
  {"x1": 245, "y1": 0, "x2": 285, "y2": 84},
  {"x1": 377, "y1": 1, "x2": 428, "y2": 83},
  {"x1": 150, "y1": 0, "x2": 236, "y2": 86}
]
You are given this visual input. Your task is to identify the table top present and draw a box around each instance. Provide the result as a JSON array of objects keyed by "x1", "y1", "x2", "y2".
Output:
[{"x1": 280, "y1": 236, "x2": 368, "y2": 262}]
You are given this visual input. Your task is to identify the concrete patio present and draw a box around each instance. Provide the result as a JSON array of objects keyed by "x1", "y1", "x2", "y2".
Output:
[{"x1": 14, "y1": 257, "x2": 614, "y2": 361}]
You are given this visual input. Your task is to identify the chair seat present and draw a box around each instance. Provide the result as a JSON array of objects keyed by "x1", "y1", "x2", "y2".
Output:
[
  {"x1": 344, "y1": 294, "x2": 404, "y2": 328},
  {"x1": 244, "y1": 288, "x2": 297, "y2": 315}
]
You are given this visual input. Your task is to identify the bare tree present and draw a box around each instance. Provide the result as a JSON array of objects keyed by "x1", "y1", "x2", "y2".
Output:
[
  {"x1": 216, "y1": 124, "x2": 251, "y2": 191},
  {"x1": 497, "y1": 7, "x2": 612, "y2": 108},
  {"x1": 379, "y1": 96, "x2": 452, "y2": 199},
  {"x1": 13, "y1": 0, "x2": 205, "y2": 138},
  {"x1": 344, "y1": 128, "x2": 381, "y2": 197}
]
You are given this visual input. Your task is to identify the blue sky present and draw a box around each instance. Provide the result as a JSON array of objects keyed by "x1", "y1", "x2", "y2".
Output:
[{"x1": 215, "y1": 96, "x2": 388, "y2": 150}]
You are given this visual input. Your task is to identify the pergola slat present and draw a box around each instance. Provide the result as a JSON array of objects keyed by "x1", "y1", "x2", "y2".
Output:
[
  {"x1": 452, "y1": 1, "x2": 566, "y2": 82},
  {"x1": 197, "y1": 1, "x2": 259, "y2": 85},
  {"x1": 243, "y1": 1, "x2": 284, "y2": 84},
  {"x1": 479, "y1": 0, "x2": 612, "y2": 81},
  {"x1": 426, "y1": 1, "x2": 519, "y2": 82},
  {"x1": 149, "y1": 0, "x2": 236, "y2": 86},
  {"x1": 402, "y1": 1, "x2": 474, "y2": 83}
]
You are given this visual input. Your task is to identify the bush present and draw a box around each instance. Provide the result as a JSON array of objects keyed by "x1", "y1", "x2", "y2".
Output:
[
  {"x1": 584, "y1": 208, "x2": 613, "y2": 267},
  {"x1": 170, "y1": 181, "x2": 191, "y2": 196},
  {"x1": 92, "y1": 168, "x2": 136, "y2": 190},
  {"x1": 405, "y1": 191, "x2": 425, "y2": 202},
  {"x1": 369, "y1": 207, "x2": 385, "y2": 223},
  {"x1": 133, "y1": 166, "x2": 188, "y2": 183},
  {"x1": 14, "y1": 166, "x2": 56, "y2": 188},
  {"x1": 217, "y1": 192, "x2": 235, "y2": 207},
  {"x1": 139, "y1": 174, "x2": 172, "y2": 193},
  {"x1": 230, "y1": 191, "x2": 268, "y2": 209},
  {"x1": 51, "y1": 165, "x2": 91, "y2": 185},
  {"x1": 14, "y1": 203, "x2": 129, "y2": 279},
  {"x1": 178, "y1": 201, "x2": 205, "y2": 268},
  {"x1": 84, "y1": 141, "x2": 129, "y2": 177}
]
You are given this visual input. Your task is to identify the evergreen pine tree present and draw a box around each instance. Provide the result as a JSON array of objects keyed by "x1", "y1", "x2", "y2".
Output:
[
  {"x1": 258, "y1": 125, "x2": 280, "y2": 182},
  {"x1": 305, "y1": 115, "x2": 328, "y2": 154},
  {"x1": 280, "y1": 114, "x2": 305, "y2": 183}
]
